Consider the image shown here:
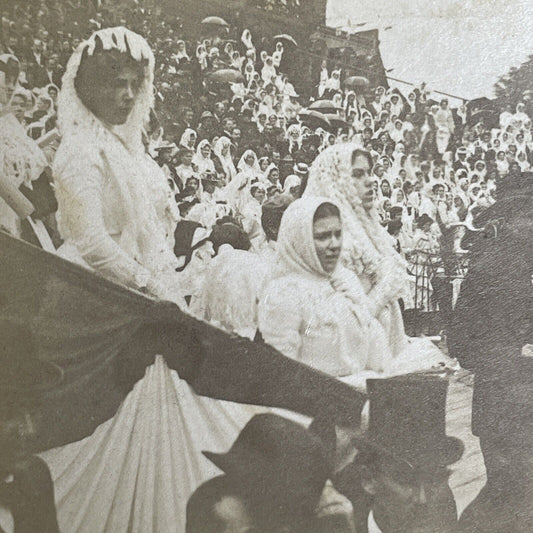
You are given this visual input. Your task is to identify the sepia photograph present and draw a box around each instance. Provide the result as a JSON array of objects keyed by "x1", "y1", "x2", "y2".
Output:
[{"x1": 1, "y1": 0, "x2": 532, "y2": 531}]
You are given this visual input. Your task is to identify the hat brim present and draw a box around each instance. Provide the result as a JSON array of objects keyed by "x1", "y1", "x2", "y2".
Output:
[{"x1": 354, "y1": 434, "x2": 464, "y2": 469}]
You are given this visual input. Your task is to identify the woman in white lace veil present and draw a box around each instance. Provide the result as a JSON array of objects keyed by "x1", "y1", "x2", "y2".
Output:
[
  {"x1": 304, "y1": 143, "x2": 451, "y2": 365},
  {"x1": 43, "y1": 28, "x2": 261, "y2": 533},
  {"x1": 53, "y1": 27, "x2": 180, "y2": 299}
]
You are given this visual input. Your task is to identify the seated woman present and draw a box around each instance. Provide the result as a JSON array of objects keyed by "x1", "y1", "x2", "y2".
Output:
[
  {"x1": 302, "y1": 144, "x2": 452, "y2": 370},
  {"x1": 258, "y1": 197, "x2": 391, "y2": 382}
]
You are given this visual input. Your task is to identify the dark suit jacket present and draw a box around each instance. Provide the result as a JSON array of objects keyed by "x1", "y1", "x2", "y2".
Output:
[
  {"x1": 0, "y1": 456, "x2": 60, "y2": 533},
  {"x1": 448, "y1": 211, "x2": 533, "y2": 439}
]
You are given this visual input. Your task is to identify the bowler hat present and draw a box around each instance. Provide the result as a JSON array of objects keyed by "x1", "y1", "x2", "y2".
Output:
[
  {"x1": 203, "y1": 414, "x2": 331, "y2": 511},
  {"x1": 361, "y1": 375, "x2": 464, "y2": 468}
]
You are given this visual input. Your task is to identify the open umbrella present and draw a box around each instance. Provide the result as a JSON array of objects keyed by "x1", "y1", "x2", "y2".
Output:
[
  {"x1": 298, "y1": 110, "x2": 331, "y2": 130},
  {"x1": 201, "y1": 16, "x2": 229, "y2": 27},
  {"x1": 207, "y1": 69, "x2": 245, "y2": 84},
  {"x1": 309, "y1": 100, "x2": 342, "y2": 114},
  {"x1": 273, "y1": 34, "x2": 297, "y2": 47},
  {"x1": 322, "y1": 114, "x2": 350, "y2": 130},
  {"x1": 344, "y1": 76, "x2": 370, "y2": 89}
]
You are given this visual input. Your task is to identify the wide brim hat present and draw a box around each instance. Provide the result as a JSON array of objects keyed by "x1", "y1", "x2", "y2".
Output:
[
  {"x1": 203, "y1": 414, "x2": 331, "y2": 510},
  {"x1": 359, "y1": 375, "x2": 464, "y2": 469}
]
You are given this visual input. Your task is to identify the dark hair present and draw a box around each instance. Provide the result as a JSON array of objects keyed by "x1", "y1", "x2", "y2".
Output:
[
  {"x1": 74, "y1": 39, "x2": 147, "y2": 115},
  {"x1": 210, "y1": 223, "x2": 251, "y2": 254},
  {"x1": 313, "y1": 202, "x2": 340, "y2": 223},
  {"x1": 352, "y1": 148, "x2": 373, "y2": 170}
]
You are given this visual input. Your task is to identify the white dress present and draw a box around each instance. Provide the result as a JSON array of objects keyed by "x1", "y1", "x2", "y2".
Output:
[{"x1": 45, "y1": 107, "x2": 261, "y2": 533}]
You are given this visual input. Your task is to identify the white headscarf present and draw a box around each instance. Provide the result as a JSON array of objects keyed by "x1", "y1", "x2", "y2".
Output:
[
  {"x1": 304, "y1": 144, "x2": 409, "y2": 291},
  {"x1": 192, "y1": 139, "x2": 216, "y2": 177},
  {"x1": 213, "y1": 136, "x2": 236, "y2": 182},
  {"x1": 237, "y1": 149, "x2": 260, "y2": 176},
  {"x1": 179, "y1": 128, "x2": 197, "y2": 150}
]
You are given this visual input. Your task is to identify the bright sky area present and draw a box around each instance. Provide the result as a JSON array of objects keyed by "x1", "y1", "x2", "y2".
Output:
[{"x1": 326, "y1": 0, "x2": 533, "y2": 102}]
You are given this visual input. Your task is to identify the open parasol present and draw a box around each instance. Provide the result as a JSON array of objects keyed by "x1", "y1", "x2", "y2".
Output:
[
  {"x1": 322, "y1": 113, "x2": 350, "y2": 130},
  {"x1": 207, "y1": 69, "x2": 245, "y2": 84},
  {"x1": 309, "y1": 100, "x2": 342, "y2": 114},
  {"x1": 201, "y1": 16, "x2": 229, "y2": 27},
  {"x1": 273, "y1": 34, "x2": 297, "y2": 46},
  {"x1": 298, "y1": 109, "x2": 331, "y2": 129},
  {"x1": 344, "y1": 75, "x2": 370, "y2": 89}
]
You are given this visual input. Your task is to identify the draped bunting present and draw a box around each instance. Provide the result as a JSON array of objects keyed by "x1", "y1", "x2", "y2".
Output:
[{"x1": 0, "y1": 231, "x2": 366, "y2": 453}]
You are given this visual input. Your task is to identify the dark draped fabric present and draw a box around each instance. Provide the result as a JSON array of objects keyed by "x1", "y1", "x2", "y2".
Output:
[{"x1": 0, "y1": 231, "x2": 365, "y2": 452}]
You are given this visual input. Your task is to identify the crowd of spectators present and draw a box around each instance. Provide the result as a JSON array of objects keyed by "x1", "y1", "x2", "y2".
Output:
[{"x1": 1, "y1": 0, "x2": 532, "y2": 313}]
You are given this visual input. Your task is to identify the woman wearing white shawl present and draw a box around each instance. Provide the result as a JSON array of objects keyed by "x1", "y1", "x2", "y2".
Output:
[
  {"x1": 513, "y1": 102, "x2": 529, "y2": 129},
  {"x1": 212, "y1": 136, "x2": 236, "y2": 183},
  {"x1": 303, "y1": 144, "x2": 450, "y2": 362},
  {"x1": 258, "y1": 197, "x2": 447, "y2": 388},
  {"x1": 324, "y1": 69, "x2": 341, "y2": 93},
  {"x1": 285, "y1": 123, "x2": 303, "y2": 154},
  {"x1": 173, "y1": 40, "x2": 190, "y2": 63},
  {"x1": 179, "y1": 127, "x2": 197, "y2": 150},
  {"x1": 191, "y1": 139, "x2": 216, "y2": 178},
  {"x1": 237, "y1": 148, "x2": 261, "y2": 177},
  {"x1": 404, "y1": 153, "x2": 421, "y2": 182},
  {"x1": 224, "y1": 150, "x2": 261, "y2": 214},
  {"x1": 258, "y1": 197, "x2": 391, "y2": 381},
  {"x1": 41, "y1": 28, "x2": 260, "y2": 533}
]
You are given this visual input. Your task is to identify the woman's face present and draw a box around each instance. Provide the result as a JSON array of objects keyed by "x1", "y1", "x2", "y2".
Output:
[
  {"x1": 89, "y1": 64, "x2": 142, "y2": 125},
  {"x1": 383, "y1": 199, "x2": 391, "y2": 211},
  {"x1": 260, "y1": 158, "x2": 270, "y2": 171},
  {"x1": 393, "y1": 177, "x2": 402, "y2": 189},
  {"x1": 253, "y1": 189, "x2": 266, "y2": 203},
  {"x1": 200, "y1": 144, "x2": 211, "y2": 158},
  {"x1": 186, "y1": 178, "x2": 199, "y2": 191},
  {"x1": 48, "y1": 87, "x2": 58, "y2": 101},
  {"x1": 268, "y1": 169, "x2": 279, "y2": 183},
  {"x1": 181, "y1": 151, "x2": 193, "y2": 166},
  {"x1": 375, "y1": 166, "x2": 384, "y2": 178},
  {"x1": 313, "y1": 215, "x2": 342, "y2": 274},
  {"x1": 396, "y1": 190, "x2": 405, "y2": 202},
  {"x1": 10, "y1": 95, "x2": 27, "y2": 121},
  {"x1": 381, "y1": 181, "x2": 391, "y2": 195},
  {"x1": 352, "y1": 154, "x2": 373, "y2": 210},
  {"x1": 245, "y1": 154, "x2": 255, "y2": 166}
]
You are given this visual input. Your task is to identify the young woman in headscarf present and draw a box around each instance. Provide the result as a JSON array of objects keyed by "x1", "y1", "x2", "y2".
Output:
[
  {"x1": 212, "y1": 135, "x2": 236, "y2": 184},
  {"x1": 303, "y1": 144, "x2": 451, "y2": 364},
  {"x1": 258, "y1": 197, "x2": 393, "y2": 383},
  {"x1": 191, "y1": 139, "x2": 216, "y2": 179},
  {"x1": 179, "y1": 127, "x2": 197, "y2": 151},
  {"x1": 41, "y1": 28, "x2": 262, "y2": 533}
]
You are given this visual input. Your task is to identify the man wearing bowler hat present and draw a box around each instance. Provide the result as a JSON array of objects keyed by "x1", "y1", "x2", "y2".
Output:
[
  {"x1": 335, "y1": 375, "x2": 463, "y2": 533},
  {"x1": 0, "y1": 321, "x2": 63, "y2": 533},
  {"x1": 191, "y1": 413, "x2": 355, "y2": 533}
]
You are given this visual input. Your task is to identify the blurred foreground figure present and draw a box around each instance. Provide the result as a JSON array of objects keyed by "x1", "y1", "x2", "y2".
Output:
[
  {"x1": 191, "y1": 413, "x2": 355, "y2": 533},
  {"x1": 0, "y1": 322, "x2": 62, "y2": 533},
  {"x1": 449, "y1": 174, "x2": 533, "y2": 532},
  {"x1": 334, "y1": 375, "x2": 463, "y2": 533}
]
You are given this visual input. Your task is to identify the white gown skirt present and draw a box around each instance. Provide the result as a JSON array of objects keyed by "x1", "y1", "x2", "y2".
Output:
[{"x1": 40, "y1": 356, "x2": 263, "y2": 533}]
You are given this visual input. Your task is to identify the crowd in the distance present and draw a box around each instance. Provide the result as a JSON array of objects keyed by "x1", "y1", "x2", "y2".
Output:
[{"x1": 1, "y1": 0, "x2": 532, "y2": 315}]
